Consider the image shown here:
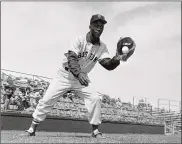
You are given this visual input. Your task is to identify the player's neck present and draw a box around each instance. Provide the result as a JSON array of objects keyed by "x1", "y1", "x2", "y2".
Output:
[{"x1": 87, "y1": 32, "x2": 100, "y2": 45}]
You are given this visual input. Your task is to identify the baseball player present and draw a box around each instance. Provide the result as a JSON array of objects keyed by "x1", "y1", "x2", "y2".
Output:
[{"x1": 25, "y1": 14, "x2": 136, "y2": 138}]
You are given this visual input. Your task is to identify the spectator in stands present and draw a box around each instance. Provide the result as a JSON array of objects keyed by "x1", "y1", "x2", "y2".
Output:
[
  {"x1": 1, "y1": 84, "x2": 6, "y2": 99},
  {"x1": 12, "y1": 88, "x2": 24, "y2": 111},
  {"x1": 30, "y1": 80, "x2": 38, "y2": 88},
  {"x1": 102, "y1": 96, "x2": 109, "y2": 108},
  {"x1": 30, "y1": 88, "x2": 44, "y2": 108},
  {"x1": 21, "y1": 87, "x2": 32, "y2": 109},
  {"x1": 3, "y1": 85, "x2": 15, "y2": 110},
  {"x1": 116, "y1": 98, "x2": 122, "y2": 108},
  {"x1": 102, "y1": 95, "x2": 107, "y2": 104},
  {"x1": 110, "y1": 98, "x2": 116, "y2": 107}
]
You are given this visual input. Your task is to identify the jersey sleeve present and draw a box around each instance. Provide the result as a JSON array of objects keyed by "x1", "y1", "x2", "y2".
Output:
[{"x1": 98, "y1": 44, "x2": 110, "y2": 62}]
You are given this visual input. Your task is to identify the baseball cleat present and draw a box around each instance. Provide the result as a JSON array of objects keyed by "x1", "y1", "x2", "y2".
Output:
[
  {"x1": 25, "y1": 129, "x2": 36, "y2": 136},
  {"x1": 91, "y1": 129, "x2": 106, "y2": 139}
]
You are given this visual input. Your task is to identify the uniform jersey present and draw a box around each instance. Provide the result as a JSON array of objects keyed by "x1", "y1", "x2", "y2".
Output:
[{"x1": 62, "y1": 35, "x2": 110, "y2": 74}]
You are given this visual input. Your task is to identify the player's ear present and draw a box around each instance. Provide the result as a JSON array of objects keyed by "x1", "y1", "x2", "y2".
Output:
[{"x1": 89, "y1": 25, "x2": 91, "y2": 29}]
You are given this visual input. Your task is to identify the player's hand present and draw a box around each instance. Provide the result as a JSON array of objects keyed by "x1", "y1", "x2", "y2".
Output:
[
  {"x1": 78, "y1": 72, "x2": 90, "y2": 86},
  {"x1": 115, "y1": 53, "x2": 128, "y2": 62},
  {"x1": 121, "y1": 54, "x2": 128, "y2": 61},
  {"x1": 116, "y1": 39, "x2": 136, "y2": 62},
  {"x1": 124, "y1": 40, "x2": 136, "y2": 60}
]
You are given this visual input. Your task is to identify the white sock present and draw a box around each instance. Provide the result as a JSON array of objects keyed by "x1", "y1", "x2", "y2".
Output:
[
  {"x1": 28, "y1": 127, "x2": 34, "y2": 133},
  {"x1": 94, "y1": 129, "x2": 99, "y2": 134}
]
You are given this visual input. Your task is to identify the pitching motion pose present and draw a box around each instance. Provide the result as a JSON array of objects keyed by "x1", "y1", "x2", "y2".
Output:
[{"x1": 26, "y1": 14, "x2": 136, "y2": 138}]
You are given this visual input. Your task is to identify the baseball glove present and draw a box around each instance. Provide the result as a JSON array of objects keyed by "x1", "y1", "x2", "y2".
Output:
[{"x1": 116, "y1": 37, "x2": 136, "y2": 61}]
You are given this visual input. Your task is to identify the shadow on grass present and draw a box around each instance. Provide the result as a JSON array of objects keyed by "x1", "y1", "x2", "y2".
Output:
[
  {"x1": 20, "y1": 133, "x2": 92, "y2": 138},
  {"x1": 43, "y1": 135, "x2": 91, "y2": 138}
]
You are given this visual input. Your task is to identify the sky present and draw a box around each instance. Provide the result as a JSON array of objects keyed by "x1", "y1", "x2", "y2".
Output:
[{"x1": 1, "y1": 2, "x2": 181, "y2": 111}]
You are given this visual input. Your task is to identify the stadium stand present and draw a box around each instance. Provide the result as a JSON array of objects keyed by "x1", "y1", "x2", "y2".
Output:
[{"x1": 1, "y1": 69, "x2": 181, "y2": 134}]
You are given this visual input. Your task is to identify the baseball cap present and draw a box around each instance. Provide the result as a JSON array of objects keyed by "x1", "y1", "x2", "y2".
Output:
[{"x1": 90, "y1": 14, "x2": 107, "y2": 25}]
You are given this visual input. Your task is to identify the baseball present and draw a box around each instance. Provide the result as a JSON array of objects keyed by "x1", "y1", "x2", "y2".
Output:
[{"x1": 122, "y1": 46, "x2": 129, "y2": 54}]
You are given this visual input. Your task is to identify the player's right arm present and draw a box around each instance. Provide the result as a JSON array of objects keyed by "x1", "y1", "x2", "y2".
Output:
[
  {"x1": 66, "y1": 37, "x2": 89, "y2": 86},
  {"x1": 65, "y1": 37, "x2": 81, "y2": 77},
  {"x1": 67, "y1": 50, "x2": 81, "y2": 77}
]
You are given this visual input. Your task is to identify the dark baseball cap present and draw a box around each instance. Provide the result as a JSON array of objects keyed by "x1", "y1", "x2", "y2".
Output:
[{"x1": 90, "y1": 14, "x2": 107, "y2": 25}]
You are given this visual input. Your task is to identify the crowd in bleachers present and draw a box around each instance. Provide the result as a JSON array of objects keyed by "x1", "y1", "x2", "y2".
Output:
[
  {"x1": 1, "y1": 84, "x2": 45, "y2": 111},
  {"x1": 1, "y1": 71, "x2": 49, "y2": 111},
  {"x1": 1, "y1": 71, "x2": 179, "y2": 127}
]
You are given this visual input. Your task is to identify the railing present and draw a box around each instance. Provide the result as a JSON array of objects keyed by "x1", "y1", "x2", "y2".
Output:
[{"x1": 1, "y1": 69, "x2": 52, "y2": 82}]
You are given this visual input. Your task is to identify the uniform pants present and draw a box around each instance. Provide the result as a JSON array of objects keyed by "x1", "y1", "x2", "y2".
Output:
[{"x1": 32, "y1": 68, "x2": 102, "y2": 125}]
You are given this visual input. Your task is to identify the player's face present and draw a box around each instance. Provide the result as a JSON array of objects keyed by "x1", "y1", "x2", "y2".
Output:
[{"x1": 90, "y1": 20, "x2": 104, "y2": 38}]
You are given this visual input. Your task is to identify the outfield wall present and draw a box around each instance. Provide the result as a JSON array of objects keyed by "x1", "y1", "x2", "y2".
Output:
[{"x1": 1, "y1": 112, "x2": 164, "y2": 134}]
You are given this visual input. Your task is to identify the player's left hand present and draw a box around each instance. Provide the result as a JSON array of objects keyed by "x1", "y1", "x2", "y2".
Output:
[{"x1": 116, "y1": 37, "x2": 136, "y2": 62}]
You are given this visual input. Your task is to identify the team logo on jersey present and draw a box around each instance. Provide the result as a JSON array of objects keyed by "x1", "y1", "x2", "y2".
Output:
[
  {"x1": 78, "y1": 51, "x2": 98, "y2": 62},
  {"x1": 78, "y1": 52, "x2": 88, "y2": 58},
  {"x1": 97, "y1": 14, "x2": 101, "y2": 18}
]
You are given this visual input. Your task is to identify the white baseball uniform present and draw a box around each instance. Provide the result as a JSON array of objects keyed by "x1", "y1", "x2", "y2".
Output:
[{"x1": 33, "y1": 35, "x2": 110, "y2": 125}]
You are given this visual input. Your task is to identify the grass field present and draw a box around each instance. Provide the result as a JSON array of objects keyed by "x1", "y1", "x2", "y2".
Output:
[{"x1": 1, "y1": 130, "x2": 181, "y2": 143}]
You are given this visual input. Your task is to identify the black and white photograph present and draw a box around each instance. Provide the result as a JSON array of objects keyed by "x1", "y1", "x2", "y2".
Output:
[{"x1": 1, "y1": 1, "x2": 181, "y2": 143}]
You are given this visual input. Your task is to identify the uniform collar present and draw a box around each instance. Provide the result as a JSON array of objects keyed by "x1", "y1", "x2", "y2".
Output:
[{"x1": 86, "y1": 32, "x2": 101, "y2": 46}]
